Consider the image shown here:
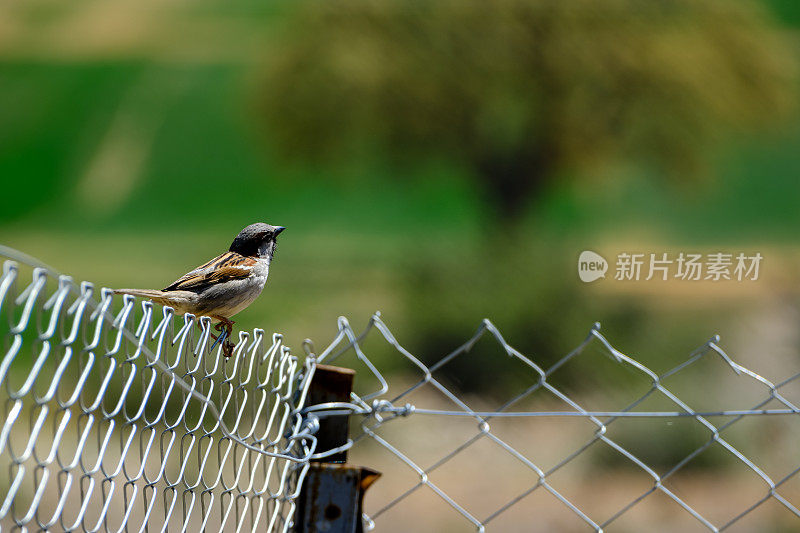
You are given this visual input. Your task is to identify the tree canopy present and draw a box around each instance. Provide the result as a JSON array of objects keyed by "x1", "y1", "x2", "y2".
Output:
[{"x1": 260, "y1": 0, "x2": 796, "y2": 223}]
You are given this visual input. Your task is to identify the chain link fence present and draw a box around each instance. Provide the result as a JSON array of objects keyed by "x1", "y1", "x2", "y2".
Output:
[
  {"x1": 2, "y1": 246, "x2": 800, "y2": 531},
  {"x1": 0, "y1": 248, "x2": 317, "y2": 532},
  {"x1": 314, "y1": 315, "x2": 800, "y2": 531}
]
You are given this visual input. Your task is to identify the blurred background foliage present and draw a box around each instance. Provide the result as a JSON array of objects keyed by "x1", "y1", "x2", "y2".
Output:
[
  {"x1": 259, "y1": 0, "x2": 799, "y2": 394},
  {"x1": 261, "y1": 0, "x2": 796, "y2": 226},
  {"x1": 1, "y1": 0, "x2": 800, "y2": 410}
]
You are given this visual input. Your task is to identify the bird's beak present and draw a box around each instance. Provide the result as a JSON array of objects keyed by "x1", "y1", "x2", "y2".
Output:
[{"x1": 274, "y1": 226, "x2": 286, "y2": 236}]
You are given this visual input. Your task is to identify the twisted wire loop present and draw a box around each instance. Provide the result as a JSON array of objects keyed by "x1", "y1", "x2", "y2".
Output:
[
  {"x1": 0, "y1": 251, "x2": 316, "y2": 533},
  {"x1": 313, "y1": 314, "x2": 800, "y2": 532}
]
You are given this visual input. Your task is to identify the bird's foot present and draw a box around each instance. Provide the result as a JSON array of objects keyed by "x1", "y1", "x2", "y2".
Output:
[
  {"x1": 201, "y1": 317, "x2": 236, "y2": 358},
  {"x1": 213, "y1": 318, "x2": 235, "y2": 359},
  {"x1": 214, "y1": 318, "x2": 234, "y2": 332},
  {"x1": 209, "y1": 331, "x2": 235, "y2": 358},
  {"x1": 222, "y1": 339, "x2": 235, "y2": 359}
]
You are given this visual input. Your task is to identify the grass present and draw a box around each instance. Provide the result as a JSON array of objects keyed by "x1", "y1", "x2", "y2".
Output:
[
  {"x1": 2, "y1": 56, "x2": 800, "y2": 356},
  {"x1": 2, "y1": 55, "x2": 800, "y2": 240},
  {"x1": 1, "y1": 3, "x2": 800, "y2": 381}
]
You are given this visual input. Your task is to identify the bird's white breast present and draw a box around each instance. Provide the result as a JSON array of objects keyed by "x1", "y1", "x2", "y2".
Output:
[{"x1": 198, "y1": 259, "x2": 270, "y2": 318}]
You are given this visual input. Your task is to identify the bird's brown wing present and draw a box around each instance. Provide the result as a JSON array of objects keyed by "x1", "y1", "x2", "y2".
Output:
[{"x1": 163, "y1": 251, "x2": 256, "y2": 292}]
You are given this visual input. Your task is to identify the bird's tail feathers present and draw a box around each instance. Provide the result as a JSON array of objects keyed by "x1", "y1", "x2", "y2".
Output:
[{"x1": 114, "y1": 288, "x2": 169, "y2": 301}]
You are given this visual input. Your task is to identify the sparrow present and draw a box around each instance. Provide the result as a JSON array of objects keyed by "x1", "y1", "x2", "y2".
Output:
[{"x1": 115, "y1": 222, "x2": 285, "y2": 356}]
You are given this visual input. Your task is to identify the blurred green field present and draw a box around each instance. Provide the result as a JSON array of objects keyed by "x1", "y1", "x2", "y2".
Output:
[
  {"x1": 3, "y1": 59, "x2": 800, "y2": 240},
  {"x1": 1, "y1": 0, "x2": 800, "y2": 376}
]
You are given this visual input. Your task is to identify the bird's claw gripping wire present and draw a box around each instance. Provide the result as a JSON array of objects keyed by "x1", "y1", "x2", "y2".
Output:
[{"x1": 209, "y1": 321, "x2": 235, "y2": 358}]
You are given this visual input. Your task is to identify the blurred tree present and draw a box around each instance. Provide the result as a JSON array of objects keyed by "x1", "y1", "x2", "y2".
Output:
[{"x1": 259, "y1": 0, "x2": 795, "y2": 226}]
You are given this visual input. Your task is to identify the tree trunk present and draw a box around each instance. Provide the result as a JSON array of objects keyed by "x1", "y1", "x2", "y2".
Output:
[{"x1": 476, "y1": 150, "x2": 552, "y2": 231}]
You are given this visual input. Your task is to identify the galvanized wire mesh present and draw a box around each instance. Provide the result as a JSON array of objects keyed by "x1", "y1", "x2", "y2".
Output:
[
  {"x1": 313, "y1": 314, "x2": 800, "y2": 532},
  {"x1": 0, "y1": 250, "x2": 316, "y2": 532}
]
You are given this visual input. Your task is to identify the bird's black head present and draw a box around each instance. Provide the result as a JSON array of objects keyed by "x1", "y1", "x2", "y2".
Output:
[{"x1": 229, "y1": 222, "x2": 285, "y2": 260}]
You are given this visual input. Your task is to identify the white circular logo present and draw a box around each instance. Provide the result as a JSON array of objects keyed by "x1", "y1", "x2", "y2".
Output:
[{"x1": 578, "y1": 251, "x2": 608, "y2": 282}]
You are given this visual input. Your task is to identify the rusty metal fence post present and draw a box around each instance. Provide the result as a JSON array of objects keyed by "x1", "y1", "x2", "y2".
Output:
[{"x1": 295, "y1": 364, "x2": 381, "y2": 533}]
